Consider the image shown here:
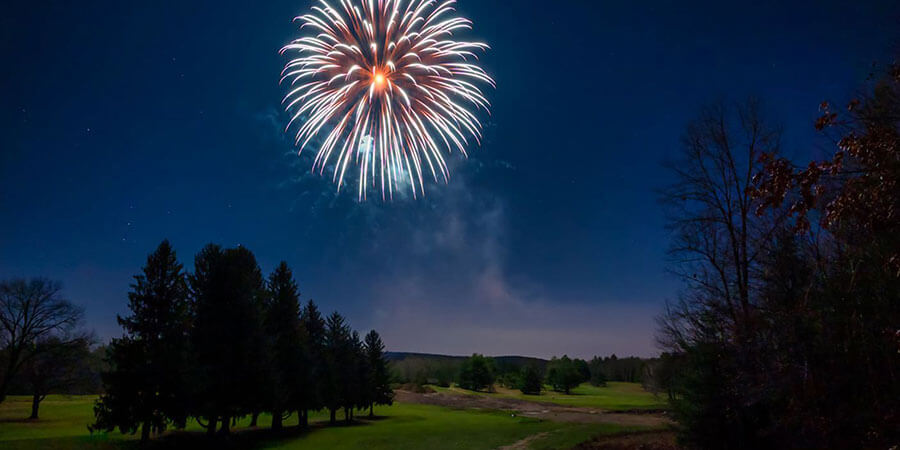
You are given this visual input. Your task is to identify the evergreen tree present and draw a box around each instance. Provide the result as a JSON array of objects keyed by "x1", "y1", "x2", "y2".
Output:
[
  {"x1": 363, "y1": 330, "x2": 393, "y2": 417},
  {"x1": 300, "y1": 300, "x2": 326, "y2": 427},
  {"x1": 263, "y1": 262, "x2": 306, "y2": 430},
  {"x1": 189, "y1": 245, "x2": 267, "y2": 435},
  {"x1": 345, "y1": 330, "x2": 365, "y2": 421},
  {"x1": 457, "y1": 354, "x2": 495, "y2": 391},
  {"x1": 92, "y1": 240, "x2": 191, "y2": 442},
  {"x1": 588, "y1": 357, "x2": 607, "y2": 387},
  {"x1": 519, "y1": 364, "x2": 543, "y2": 395},
  {"x1": 323, "y1": 312, "x2": 352, "y2": 424}
]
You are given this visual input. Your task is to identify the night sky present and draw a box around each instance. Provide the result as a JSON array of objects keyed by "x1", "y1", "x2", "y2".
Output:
[{"x1": 2, "y1": 1, "x2": 898, "y2": 358}]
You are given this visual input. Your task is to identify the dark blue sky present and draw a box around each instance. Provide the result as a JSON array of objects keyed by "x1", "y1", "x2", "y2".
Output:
[{"x1": 2, "y1": 1, "x2": 897, "y2": 358}]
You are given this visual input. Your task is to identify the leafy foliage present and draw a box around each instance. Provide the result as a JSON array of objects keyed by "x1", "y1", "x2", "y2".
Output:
[
  {"x1": 519, "y1": 365, "x2": 543, "y2": 395},
  {"x1": 457, "y1": 354, "x2": 495, "y2": 392},
  {"x1": 660, "y1": 63, "x2": 900, "y2": 448},
  {"x1": 545, "y1": 355, "x2": 582, "y2": 394}
]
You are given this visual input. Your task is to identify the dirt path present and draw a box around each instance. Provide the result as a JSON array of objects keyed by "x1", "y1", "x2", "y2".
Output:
[
  {"x1": 394, "y1": 389, "x2": 672, "y2": 427},
  {"x1": 498, "y1": 432, "x2": 550, "y2": 450}
]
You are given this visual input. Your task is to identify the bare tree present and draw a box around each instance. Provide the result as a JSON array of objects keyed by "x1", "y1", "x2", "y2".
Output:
[
  {"x1": 0, "y1": 278, "x2": 85, "y2": 404},
  {"x1": 658, "y1": 98, "x2": 783, "y2": 349}
]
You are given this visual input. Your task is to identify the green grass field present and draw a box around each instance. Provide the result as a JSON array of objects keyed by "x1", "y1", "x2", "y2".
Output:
[
  {"x1": 0, "y1": 394, "x2": 654, "y2": 449},
  {"x1": 437, "y1": 382, "x2": 668, "y2": 411}
]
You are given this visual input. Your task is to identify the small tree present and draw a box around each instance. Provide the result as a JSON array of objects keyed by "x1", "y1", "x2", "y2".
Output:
[
  {"x1": 364, "y1": 330, "x2": 393, "y2": 417},
  {"x1": 573, "y1": 358, "x2": 590, "y2": 384},
  {"x1": 457, "y1": 354, "x2": 495, "y2": 392},
  {"x1": 588, "y1": 357, "x2": 607, "y2": 387},
  {"x1": 323, "y1": 312, "x2": 352, "y2": 424},
  {"x1": 519, "y1": 365, "x2": 543, "y2": 395},
  {"x1": 545, "y1": 355, "x2": 580, "y2": 394},
  {"x1": 0, "y1": 278, "x2": 84, "y2": 405},
  {"x1": 21, "y1": 336, "x2": 93, "y2": 419},
  {"x1": 300, "y1": 300, "x2": 326, "y2": 428}
]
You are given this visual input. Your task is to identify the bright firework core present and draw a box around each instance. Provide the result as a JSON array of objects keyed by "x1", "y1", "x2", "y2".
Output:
[{"x1": 280, "y1": 0, "x2": 495, "y2": 200}]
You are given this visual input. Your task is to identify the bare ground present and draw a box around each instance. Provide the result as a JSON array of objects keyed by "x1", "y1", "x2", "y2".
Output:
[
  {"x1": 572, "y1": 431, "x2": 679, "y2": 450},
  {"x1": 394, "y1": 389, "x2": 672, "y2": 428}
]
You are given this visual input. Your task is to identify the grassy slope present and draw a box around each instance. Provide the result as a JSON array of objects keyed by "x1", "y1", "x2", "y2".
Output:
[
  {"x1": 0, "y1": 396, "x2": 650, "y2": 450},
  {"x1": 437, "y1": 382, "x2": 668, "y2": 411}
]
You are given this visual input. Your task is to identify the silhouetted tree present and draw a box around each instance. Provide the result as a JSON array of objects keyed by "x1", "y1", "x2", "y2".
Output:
[
  {"x1": 323, "y1": 312, "x2": 353, "y2": 424},
  {"x1": 519, "y1": 365, "x2": 543, "y2": 395},
  {"x1": 262, "y1": 262, "x2": 307, "y2": 430},
  {"x1": 745, "y1": 62, "x2": 900, "y2": 446},
  {"x1": 0, "y1": 278, "x2": 84, "y2": 405},
  {"x1": 657, "y1": 98, "x2": 783, "y2": 448},
  {"x1": 363, "y1": 330, "x2": 393, "y2": 417},
  {"x1": 189, "y1": 245, "x2": 267, "y2": 435},
  {"x1": 92, "y1": 241, "x2": 191, "y2": 442},
  {"x1": 21, "y1": 335, "x2": 93, "y2": 419},
  {"x1": 300, "y1": 300, "x2": 326, "y2": 427},
  {"x1": 345, "y1": 330, "x2": 366, "y2": 421}
]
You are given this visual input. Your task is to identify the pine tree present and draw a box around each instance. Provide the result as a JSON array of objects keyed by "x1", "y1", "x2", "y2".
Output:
[
  {"x1": 189, "y1": 245, "x2": 267, "y2": 435},
  {"x1": 324, "y1": 312, "x2": 352, "y2": 424},
  {"x1": 520, "y1": 365, "x2": 543, "y2": 395},
  {"x1": 345, "y1": 330, "x2": 365, "y2": 421},
  {"x1": 364, "y1": 330, "x2": 394, "y2": 417},
  {"x1": 263, "y1": 262, "x2": 306, "y2": 430},
  {"x1": 300, "y1": 300, "x2": 326, "y2": 427},
  {"x1": 92, "y1": 240, "x2": 191, "y2": 442}
]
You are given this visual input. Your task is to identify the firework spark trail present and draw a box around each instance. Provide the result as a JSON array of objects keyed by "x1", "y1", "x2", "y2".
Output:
[{"x1": 280, "y1": 0, "x2": 494, "y2": 200}]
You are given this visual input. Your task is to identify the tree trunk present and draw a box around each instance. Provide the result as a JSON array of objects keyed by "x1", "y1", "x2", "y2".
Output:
[
  {"x1": 301, "y1": 409, "x2": 308, "y2": 428},
  {"x1": 329, "y1": 408, "x2": 336, "y2": 424},
  {"x1": 249, "y1": 412, "x2": 259, "y2": 427},
  {"x1": 140, "y1": 420, "x2": 151, "y2": 442},
  {"x1": 271, "y1": 410, "x2": 283, "y2": 430},
  {"x1": 29, "y1": 394, "x2": 42, "y2": 419},
  {"x1": 206, "y1": 416, "x2": 217, "y2": 437},
  {"x1": 369, "y1": 403, "x2": 374, "y2": 418},
  {"x1": 219, "y1": 415, "x2": 231, "y2": 435}
]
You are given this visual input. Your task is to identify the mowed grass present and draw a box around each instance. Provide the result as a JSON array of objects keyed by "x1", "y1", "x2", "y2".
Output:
[
  {"x1": 437, "y1": 382, "x2": 668, "y2": 411},
  {"x1": 0, "y1": 395, "x2": 651, "y2": 450}
]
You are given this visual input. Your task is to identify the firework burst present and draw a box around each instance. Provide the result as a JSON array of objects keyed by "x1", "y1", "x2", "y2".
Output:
[{"x1": 280, "y1": 0, "x2": 494, "y2": 200}]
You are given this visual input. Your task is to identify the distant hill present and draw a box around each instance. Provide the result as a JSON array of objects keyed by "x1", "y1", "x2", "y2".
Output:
[{"x1": 386, "y1": 352, "x2": 547, "y2": 366}]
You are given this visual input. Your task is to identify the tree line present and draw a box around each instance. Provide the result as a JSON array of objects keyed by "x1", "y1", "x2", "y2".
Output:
[
  {"x1": 452, "y1": 353, "x2": 654, "y2": 396},
  {"x1": 89, "y1": 241, "x2": 394, "y2": 442},
  {"x1": 657, "y1": 59, "x2": 899, "y2": 448}
]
